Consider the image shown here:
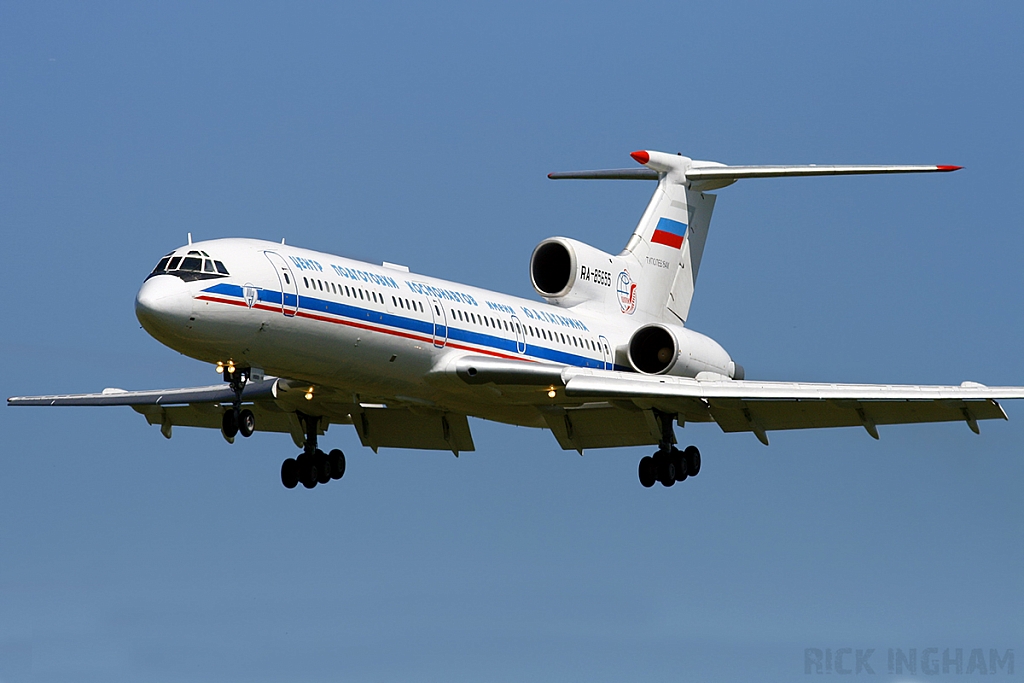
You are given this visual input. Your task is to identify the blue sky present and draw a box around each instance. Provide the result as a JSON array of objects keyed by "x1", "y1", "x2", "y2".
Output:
[{"x1": 1, "y1": 2, "x2": 1022, "y2": 681}]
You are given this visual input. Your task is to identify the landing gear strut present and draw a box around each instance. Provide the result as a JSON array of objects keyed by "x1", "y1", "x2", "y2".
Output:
[
  {"x1": 638, "y1": 411, "x2": 701, "y2": 489},
  {"x1": 220, "y1": 365, "x2": 255, "y2": 441},
  {"x1": 280, "y1": 412, "x2": 345, "y2": 490}
]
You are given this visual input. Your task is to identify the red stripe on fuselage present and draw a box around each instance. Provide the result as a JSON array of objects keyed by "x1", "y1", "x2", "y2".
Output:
[{"x1": 194, "y1": 294, "x2": 530, "y2": 362}]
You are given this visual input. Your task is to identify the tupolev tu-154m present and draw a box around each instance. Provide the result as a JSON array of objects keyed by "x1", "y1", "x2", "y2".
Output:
[{"x1": 10, "y1": 150, "x2": 1024, "y2": 490}]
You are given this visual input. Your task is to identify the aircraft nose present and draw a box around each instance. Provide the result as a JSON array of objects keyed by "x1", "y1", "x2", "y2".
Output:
[{"x1": 135, "y1": 275, "x2": 194, "y2": 340}]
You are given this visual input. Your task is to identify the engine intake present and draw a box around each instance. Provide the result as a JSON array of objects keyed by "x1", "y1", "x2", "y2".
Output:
[
  {"x1": 628, "y1": 325, "x2": 677, "y2": 374},
  {"x1": 626, "y1": 323, "x2": 740, "y2": 379},
  {"x1": 530, "y1": 240, "x2": 573, "y2": 297}
]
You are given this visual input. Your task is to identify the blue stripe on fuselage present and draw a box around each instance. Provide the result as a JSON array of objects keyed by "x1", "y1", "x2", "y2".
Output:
[{"x1": 202, "y1": 283, "x2": 608, "y2": 369}]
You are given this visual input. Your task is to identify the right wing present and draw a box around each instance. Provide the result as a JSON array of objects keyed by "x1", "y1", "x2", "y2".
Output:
[{"x1": 8, "y1": 378, "x2": 474, "y2": 453}]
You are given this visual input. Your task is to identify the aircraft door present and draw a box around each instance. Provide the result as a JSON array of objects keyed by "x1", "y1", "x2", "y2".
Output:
[
  {"x1": 511, "y1": 314, "x2": 527, "y2": 354},
  {"x1": 264, "y1": 251, "x2": 299, "y2": 317},
  {"x1": 599, "y1": 334, "x2": 612, "y2": 370},
  {"x1": 429, "y1": 298, "x2": 447, "y2": 348}
]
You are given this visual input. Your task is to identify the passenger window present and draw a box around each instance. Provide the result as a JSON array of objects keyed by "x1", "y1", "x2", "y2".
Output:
[
  {"x1": 284, "y1": 273, "x2": 291, "y2": 285},
  {"x1": 304, "y1": 277, "x2": 309, "y2": 288},
  {"x1": 359, "y1": 290, "x2": 364, "y2": 300}
]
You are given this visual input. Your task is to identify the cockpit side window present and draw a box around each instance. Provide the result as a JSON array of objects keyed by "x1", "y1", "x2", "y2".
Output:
[
  {"x1": 203, "y1": 259, "x2": 216, "y2": 273},
  {"x1": 151, "y1": 256, "x2": 171, "y2": 275},
  {"x1": 168, "y1": 256, "x2": 182, "y2": 270},
  {"x1": 214, "y1": 261, "x2": 228, "y2": 274}
]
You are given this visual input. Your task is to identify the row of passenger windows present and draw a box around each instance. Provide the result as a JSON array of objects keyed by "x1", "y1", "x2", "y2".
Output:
[
  {"x1": 449, "y1": 307, "x2": 608, "y2": 354},
  {"x1": 151, "y1": 250, "x2": 229, "y2": 276},
  {"x1": 302, "y1": 276, "x2": 425, "y2": 313},
  {"x1": 299, "y1": 274, "x2": 606, "y2": 355}
]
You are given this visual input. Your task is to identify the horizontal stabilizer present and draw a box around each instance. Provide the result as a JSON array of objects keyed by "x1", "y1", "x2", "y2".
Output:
[
  {"x1": 687, "y1": 163, "x2": 962, "y2": 181},
  {"x1": 548, "y1": 152, "x2": 961, "y2": 191},
  {"x1": 548, "y1": 168, "x2": 659, "y2": 181}
]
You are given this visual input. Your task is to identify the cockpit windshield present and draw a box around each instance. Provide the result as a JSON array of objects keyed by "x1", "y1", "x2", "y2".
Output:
[{"x1": 147, "y1": 250, "x2": 230, "y2": 281}]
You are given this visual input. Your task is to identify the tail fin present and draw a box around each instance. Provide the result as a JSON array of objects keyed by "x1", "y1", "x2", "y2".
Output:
[
  {"x1": 620, "y1": 151, "x2": 713, "y2": 324},
  {"x1": 550, "y1": 150, "x2": 960, "y2": 325}
]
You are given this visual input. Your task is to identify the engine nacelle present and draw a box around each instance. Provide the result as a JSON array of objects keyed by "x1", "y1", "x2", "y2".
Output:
[
  {"x1": 530, "y1": 237, "x2": 630, "y2": 308},
  {"x1": 627, "y1": 323, "x2": 743, "y2": 379}
]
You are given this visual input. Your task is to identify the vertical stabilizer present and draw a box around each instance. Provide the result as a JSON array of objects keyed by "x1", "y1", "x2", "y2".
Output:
[{"x1": 620, "y1": 151, "x2": 716, "y2": 324}]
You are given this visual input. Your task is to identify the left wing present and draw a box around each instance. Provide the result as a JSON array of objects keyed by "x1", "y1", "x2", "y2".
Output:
[{"x1": 451, "y1": 357, "x2": 1024, "y2": 447}]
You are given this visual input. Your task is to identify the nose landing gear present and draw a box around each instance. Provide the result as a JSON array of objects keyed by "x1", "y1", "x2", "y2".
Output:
[
  {"x1": 219, "y1": 364, "x2": 256, "y2": 442},
  {"x1": 638, "y1": 412, "x2": 702, "y2": 489},
  {"x1": 280, "y1": 413, "x2": 346, "y2": 490}
]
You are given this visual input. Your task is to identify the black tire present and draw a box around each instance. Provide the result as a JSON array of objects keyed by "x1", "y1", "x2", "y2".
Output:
[
  {"x1": 297, "y1": 453, "x2": 317, "y2": 488},
  {"x1": 684, "y1": 445, "x2": 701, "y2": 477},
  {"x1": 281, "y1": 458, "x2": 299, "y2": 489},
  {"x1": 638, "y1": 456, "x2": 656, "y2": 488},
  {"x1": 238, "y1": 409, "x2": 255, "y2": 437},
  {"x1": 329, "y1": 449, "x2": 346, "y2": 480},
  {"x1": 658, "y1": 456, "x2": 676, "y2": 487},
  {"x1": 221, "y1": 410, "x2": 238, "y2": 439},
  {"x1": 672, "y1": 447, "x2": 688, "y2": 482},
  {"x1": 314, "y1": 450, "x2": 331, "y2": 484}
]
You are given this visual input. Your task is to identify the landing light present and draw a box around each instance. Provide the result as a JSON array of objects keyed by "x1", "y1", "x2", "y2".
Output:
[
  {"x1": 547, "y1": 388, "x2": 557, "y2": 398},
  {"x1": 305, "y1": 387, "x2": 314, "y2": 401},
  {"x1": 215, "y1": 363, "x2": 224, "y2": 374}
]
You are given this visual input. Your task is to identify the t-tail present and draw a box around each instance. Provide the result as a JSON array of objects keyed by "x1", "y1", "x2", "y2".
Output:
[{"x1": 549, "y1": 150, "x2": 961, "y2": 325}]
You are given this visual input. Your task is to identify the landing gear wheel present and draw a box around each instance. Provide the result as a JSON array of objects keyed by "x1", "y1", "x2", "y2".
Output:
[
  {"x1": 238, "y1": 409, "x2": 255, "y2": 437},
  {"x1": 684, "y1": 445, "x2": 701, "y2": 477},
  {"x1": 638, "y1": 456, "x2": 656, "y2": 488},
  {"x1": 314, "y1": 450, "x2": 331, "y2": 485},
  {"x1": 672, "y1": 447, "x2": 688, "y2": 482},
  {"x1": 297, "y1": 453, "x2": 317, "y2": 488},
  {"x1": 657, "y1": 455, "x2": 676, "y2": 487},
  {"x1": 281, "y1": 458, "x2": 299, "y2": 489},
  {"x1": 329, "y1": 449, "x2": 346, "y2": 480},
  {"x1": 221, "y1": 410, "x2": 238, "y2": 439}
]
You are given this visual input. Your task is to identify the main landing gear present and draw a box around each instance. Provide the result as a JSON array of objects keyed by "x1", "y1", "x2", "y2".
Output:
[
  {"x1": 637, "y1": 411, "x2": 702, "y2": 488},
  {"x1": 638, "y1": 445, "x2": 701, "y2": 488},
  {"x1": 279, "y1": 413, "x2": 346, "y2": 490}
]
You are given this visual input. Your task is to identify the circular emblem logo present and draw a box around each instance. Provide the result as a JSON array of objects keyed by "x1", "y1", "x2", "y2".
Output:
[
  {"x1": 243, "y1": 283, "x2": 258, "y2": 309},
  {"x1": 616, "y1": 270, "x2": 637, "y2": 314}
]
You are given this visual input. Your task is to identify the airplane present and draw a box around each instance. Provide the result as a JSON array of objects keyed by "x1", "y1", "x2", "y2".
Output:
[{"x1": 10, "y1": 149, "x2": 1024, "y2": 490}]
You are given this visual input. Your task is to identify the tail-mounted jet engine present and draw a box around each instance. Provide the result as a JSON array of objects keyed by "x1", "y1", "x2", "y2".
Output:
[
  {"x1": 530, "y1": 237, "x2": 630, "y2": 308},
  {"x1": 627, "y1": 322, "x2": 744, "y2": 380}
]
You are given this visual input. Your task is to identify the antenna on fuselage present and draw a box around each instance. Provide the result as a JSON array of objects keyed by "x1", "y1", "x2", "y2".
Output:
[
  {"x1": 187, "y1": 232, "x2": 193, "y2": 245},
  {"x1": 281, "y1": 238, "x2": 286, "y2": 244}
]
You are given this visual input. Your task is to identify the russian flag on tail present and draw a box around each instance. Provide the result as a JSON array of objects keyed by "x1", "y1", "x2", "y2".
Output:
[{"x1": 651, "y1": 217, "x2": 686, "y2": 249}]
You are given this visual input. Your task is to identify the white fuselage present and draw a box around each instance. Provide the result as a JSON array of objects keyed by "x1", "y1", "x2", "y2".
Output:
[{"x1": 135, "y1": 238, "x2": 732, "y2": 428}]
